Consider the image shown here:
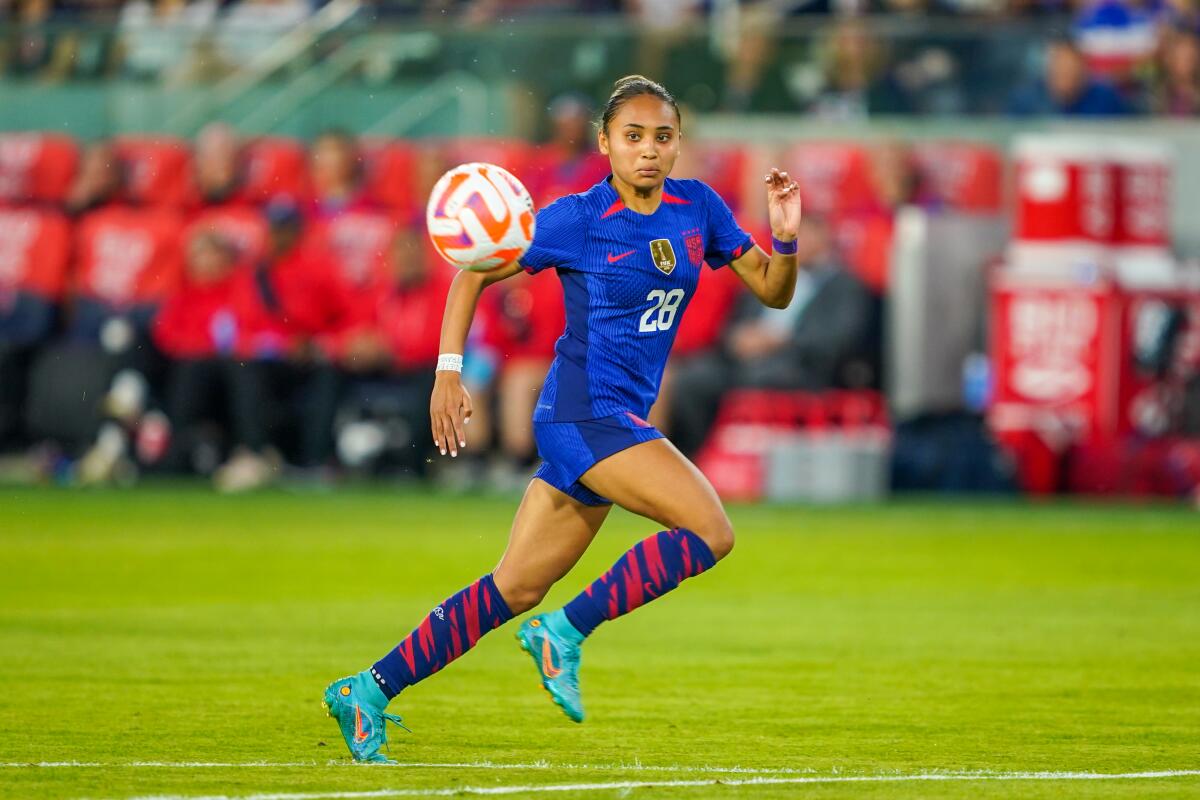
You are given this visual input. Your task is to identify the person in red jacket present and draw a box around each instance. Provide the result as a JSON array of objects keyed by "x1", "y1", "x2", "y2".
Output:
[
  {"x1": 230, "y1": 199, "x2": 350, "y2": 481},
  {"x1": 524, "y1": 94, "x2": 611, "y2": 207},
  {"x1": 312, "y1": 227, "x2": 452, "y2": 476},
  {"x1": 152, "y1": 228, "x2": 284, "y2": 489},
  {"x1": 306, "y1": 129, "x2": 374, "y2": 220},
  {"x1": 192, "y1": 122, "x2": 248, "y2": 209}
]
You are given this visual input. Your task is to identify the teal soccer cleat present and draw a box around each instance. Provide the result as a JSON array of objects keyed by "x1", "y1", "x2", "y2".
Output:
[
  {"x1": 322, "y1": 672, "x2": 409, "y2": 763},
  {"x1": 517, "y1": 611, "x2": 585, "y2": 723}
]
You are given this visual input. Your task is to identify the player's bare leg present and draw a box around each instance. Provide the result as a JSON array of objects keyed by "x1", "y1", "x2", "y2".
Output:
[
  {"x1": 580, "y1": 438, "x2": 734, "y2": 560},
  {"x1": 519, "y1": 437, "x2": 732, "y2": 723},
  {"x1": 493, "y1": 477, "x2": 610, "y2": 614}
]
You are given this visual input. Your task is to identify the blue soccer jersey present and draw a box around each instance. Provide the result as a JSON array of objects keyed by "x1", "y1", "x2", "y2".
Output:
[{"x1": 519, "y1": 176, "x2": 753, "y2": 423}]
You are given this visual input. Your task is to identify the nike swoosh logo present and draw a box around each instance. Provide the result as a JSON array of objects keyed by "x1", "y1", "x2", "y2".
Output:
[
  {"x1": 541, "y1": 638, "x2": 563, "y2": 679},
  {"x1": 353, "y1": 704, "x2": 369, "y2": 742},
  {"x1": 607, "y1": 250, "x2": 635, "y2": 264}
]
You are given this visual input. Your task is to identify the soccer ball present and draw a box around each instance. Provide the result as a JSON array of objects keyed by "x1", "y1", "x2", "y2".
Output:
[{"x1": 426, "y1": 162, "x2": 535, "y2": 271}]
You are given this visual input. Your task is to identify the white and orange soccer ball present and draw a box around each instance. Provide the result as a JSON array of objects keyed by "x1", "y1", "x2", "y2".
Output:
[{"x1": 426, "y1": 162, "x2": 535, "y2": 271}]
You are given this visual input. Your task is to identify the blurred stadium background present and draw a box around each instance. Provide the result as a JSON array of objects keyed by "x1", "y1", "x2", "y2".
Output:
[
  {"x1": 3, "y1": 6, "x2": 1200, "y2": 798},
  {"x1": 1, "y1": 0, "x2": 1199, "y2": 502}
]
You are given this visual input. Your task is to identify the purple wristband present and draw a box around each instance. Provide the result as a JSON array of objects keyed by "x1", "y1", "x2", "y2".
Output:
[{"x1": 772, "y1": 236, "x2": 797, "y2": 255}]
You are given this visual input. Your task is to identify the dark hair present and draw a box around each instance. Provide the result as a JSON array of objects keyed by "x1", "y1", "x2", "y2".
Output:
[{"x1": 599, "y1": 75, "x2": 680, "y2": 133}]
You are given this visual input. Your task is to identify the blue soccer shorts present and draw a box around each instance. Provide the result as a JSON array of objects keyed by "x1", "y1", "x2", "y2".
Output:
[{"x1": 532, "y1": 411, "x2": 664, "y2": 506}]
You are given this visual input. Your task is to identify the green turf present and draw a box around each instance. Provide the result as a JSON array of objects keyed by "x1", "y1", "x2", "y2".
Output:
[{"x1": 0, "y1": 486, "x2": 1197, "y2": 799}]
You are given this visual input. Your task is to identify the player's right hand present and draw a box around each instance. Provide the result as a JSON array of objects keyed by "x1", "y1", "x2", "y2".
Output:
[{"x1": 431, "y1": 371, "x2": 473, "y2": 458}]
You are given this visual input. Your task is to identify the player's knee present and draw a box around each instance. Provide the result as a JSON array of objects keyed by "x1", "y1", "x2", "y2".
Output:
[
  {"x1": 694, "y1": 515, "x2": 735, "y2": 561},
  {"x1": 498, "y1": 581, "x2": 549, "y2": 615}
]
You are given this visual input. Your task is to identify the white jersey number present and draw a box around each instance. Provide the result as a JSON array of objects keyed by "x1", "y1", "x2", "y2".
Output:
[{"x1": 638, "y1": 288, "x2": 685, "y2": 333}]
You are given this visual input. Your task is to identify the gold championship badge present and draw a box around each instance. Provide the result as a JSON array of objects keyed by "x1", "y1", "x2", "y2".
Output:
[{"x1": 649, "y1": 239, "x2": 676, "y2": 275}]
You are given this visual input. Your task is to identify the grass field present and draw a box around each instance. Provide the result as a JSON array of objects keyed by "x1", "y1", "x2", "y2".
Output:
[{"x1": 1, "y1": 486, "x2": 1198, "y2": 800}]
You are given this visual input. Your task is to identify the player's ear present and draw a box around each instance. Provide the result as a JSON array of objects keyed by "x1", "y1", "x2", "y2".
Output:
[{"x1": 597, "y1": 128, "x2": 609, "y2": 156}]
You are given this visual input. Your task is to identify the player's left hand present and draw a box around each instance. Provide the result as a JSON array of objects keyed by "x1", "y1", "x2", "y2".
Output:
[{"x1": 764, "y1": 168, "x2": 801, "y2": 242}]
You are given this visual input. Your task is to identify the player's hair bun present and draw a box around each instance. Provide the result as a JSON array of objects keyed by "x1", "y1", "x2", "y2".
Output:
[
  {"x1": 600, "y1": 75, "x2": 680, "y2": 133},
  {"x1": 613, "y1": 74, "x2": 651, "y2": 90}
]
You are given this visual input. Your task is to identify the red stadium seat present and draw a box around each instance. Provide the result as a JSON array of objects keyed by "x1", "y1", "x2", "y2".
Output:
[
  {"x1": 783, "y1": 141, "x2": 874, "y2": 218},
  {"x1": 314, "y1": 210, "x2": 399, "y2": 288},
  {"x1": 361, "y1": 138, "x2": 420, "y2": 223},
  {"x1": 73, "y1": 206, "x2": 184, "y2": 306},
  {"x1": 699, "y1": 390, "x2": 889, "y2": 502},
  {"x1": 911, "y1": 141, "x2": 1004, "y2": 214},
  {"x1": 241, "y1": 137, "x2": 308, "y2": 203},
  {"x1": 185, "y1": 205, "x2": 270, "y2": 266},
  {"x1": 713, "y1": 389, "x2": 888, "y2": 429},
  {"x1": 0, "y1": 207, "x2": 72, "y2": 300},
  {"x1": 114, "y1": 136, "x2": 194, "y2": 208},
  {"x1": 0, "y1": 133, "x2": 78, "y2": 205}
]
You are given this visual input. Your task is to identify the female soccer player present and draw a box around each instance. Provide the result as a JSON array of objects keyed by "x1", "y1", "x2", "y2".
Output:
[{"x1": 324, "y1": 75, "x2": 801, "y2": 763}]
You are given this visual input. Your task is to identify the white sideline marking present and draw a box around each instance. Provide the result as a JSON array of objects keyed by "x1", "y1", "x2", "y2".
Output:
[
  {"x1": 0, "y1": 761, "x2": 824, "y2": 774},
  {"x1": 88, "y1": 770, "x2": 1200, "y2": 800}
]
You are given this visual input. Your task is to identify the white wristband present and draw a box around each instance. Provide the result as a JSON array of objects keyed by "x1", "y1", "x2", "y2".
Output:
[{"x1": 436, "y1": 353, "x2": 464, "y2": 373}]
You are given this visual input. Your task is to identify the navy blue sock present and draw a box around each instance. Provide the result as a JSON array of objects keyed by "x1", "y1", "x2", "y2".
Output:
[
  {"x1": 562, "y1": 528, "x2": 716, "y2": 638},
  {"x1": 370, "y1": 573, "x2": 513, "y2": 700}
]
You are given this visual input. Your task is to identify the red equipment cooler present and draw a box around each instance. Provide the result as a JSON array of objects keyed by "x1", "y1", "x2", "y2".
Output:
[{"x1": 1012, "y1": 135, "x2": 1116, "y2": 262}]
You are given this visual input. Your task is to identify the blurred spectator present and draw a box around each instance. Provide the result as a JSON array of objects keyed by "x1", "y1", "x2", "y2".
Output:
[
  {"x1": 313, "y1": 230, "x2": 451, "y2": 476},
  {"x1": 2, "y1": 0, "x2": 74, "y2": 80},
  {"x1": 236, "y1": 199, "x2": 334, "y2": 359},
  {"x1": 118, "y1": 0, "x2": 217, "y2": 81},
  {"x1": 729, "y1": 216, "x2": 870, "y2": 383},
  {"x1": 524, "y1": 93, "x2": 609, "y2": 205},
  {"x1": 215, "y1": 0, "x2": 310, "y2": 69},
  {"x1": 452, "y1": 0, "x2": 620, "y2": 24},
  {"x1": 307, "y1": 128, "x2": 372, "y2": 219},
  {"x1": 67, "y1": 169, "x2": 182, "y2": 350},
  {"x1": 238, "y1": 199, "x2": 344, "y2": 477},
  {"x1": 64, "y1": 140, "x2": 123, "y2": 215},
  {"x1": 883, "y1": 44, "x2": 966, "y2": 114},
  {"x1": 804, "y1": 19, "x2": 887, "y2": 120},
  {"x1": 304, "y1": 130, "x2": 397, "y2": 362},
  {"x1": 865, "y1": 138, "x2": 931, "y2": 212},
  {"x1": 192, "y1": 122, "x2": 248, "y2": 207},
  {"x1": 787, "y1": 20, "x2": 966, "y2": 116},
  {"x1": 719, "y1": 2, "x2": 768, "y2": 112},
  {"x1": 627, "y1": 0, "x2": 704, "y2": 103},
  {"x1": 1159, "y1": 0, "x2": 1200, "y2": 31},
  {"x1": 0, "y1": 208, "x2": 70, "y2": 449},
  {"x1": 829, "y1": 139, "x2": 931, "y2": 293},
  {"x1": 1008, "y1": 38, "x2": 1135, "y2": 116},
  {"x1": 1152, "y1": 26, "x2": 1200, "y2": 115},
  {"x1": 1073, "y1": 0, "x2": 1158, "y2": 87},
  {"x1": 669, "y1": 216, "x2": 875, "y2": 455},
  {"x1": 152, "y1": 228, "x2": 282, "y2": 489},
  {"x1": 33, "y1": 149, "x2": 182, "y2": 465}
]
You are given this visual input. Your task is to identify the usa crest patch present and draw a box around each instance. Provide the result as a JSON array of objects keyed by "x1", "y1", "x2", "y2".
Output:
[{"x1": 685, "y1": 234, "x2": 704, "y2": 267}]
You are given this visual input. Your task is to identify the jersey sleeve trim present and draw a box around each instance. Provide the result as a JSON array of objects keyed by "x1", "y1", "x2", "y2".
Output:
[{"x1": 708, "y1": 235, "x2": 756, "y2": 270}]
